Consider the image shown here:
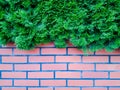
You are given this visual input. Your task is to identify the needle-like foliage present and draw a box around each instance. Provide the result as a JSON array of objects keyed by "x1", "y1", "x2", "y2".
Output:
[{"x1": 0, "y1": 0, "x2": 120, "y2": 51}]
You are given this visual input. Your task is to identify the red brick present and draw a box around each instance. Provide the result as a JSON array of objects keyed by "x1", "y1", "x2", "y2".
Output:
[
  {"x1": 38, "y1": 42, "x2": 54, "y2": 47},
  {"x1": 83, "y1": 56, "x2": 108, "y2": 63},
  {"x1": 96, "y1": 49, "x2": 120, "y2": 55},
  {"x1": 109, "y1": 88, "x2": 120, "y2": 90},
  {"x1": 0, "y1": 49, "x2": 12, "y2": 55},
  {"x1": 41, "y1": 48, "x2": 66, "y2": 55},
  {"x1": 41, "y1": 80, "x2": 66, "y2": 86},
  {"x1": 111, "y1": 56, "x2": 120, "y2": 62},
  {"x1": 0, "y1": 80, "x2": 12, "y2": 86},
  {"x1": 110, "y1": 72, "x2": 120, "y2": 78},
  {"x1": 68, "y1": 80, "x2": 93, "y2": 86},
  {"x1": 2, "y1": 56, "x2": 27, "y2": 63},
  {"x1": 82, "y1": 88, "x2": 107, "y2": 90},
  {"x1": 69, "y1": 64, "x2": 94, "y2": 70},
  {"x1": 15, "y1": 64, "x2": 40, "y2": 71},
  {"x1": 28, "y1": 88, "x2": 53, "y2": 90},
  {"x1": 2, "y1": 87, "x2": 26, "y2": 90},
  {"x1": 14, "y1": 48, "x2": 40, "y2": 55},
  {"x1": 68, "y1": 48, "x2": 93, "y2": 55},
  {"x1": 67, "y1": 42, "x2": 74, "y2": 47},
  {"x1": 56, "y1": 72, "x2": 81, "y2": 78},
  {"x1": 56, "y1": 56, "x2": 81, "y2": 62},
  {"x1": 28, "y1": 72, "x2": 53, "y2": 78},
  {"x1": 96, "y1": 64, "x2": 120, "y2": 70},
  {"x1": 2, "y1": 72, "x2": 26, "y2": 78},
  {"x1": 14, "y1": 80, "x2": 39, "y2": 86},
  {"x1": 82, "y1": 72, "x2": 108, "y2": 78},
  {"x1": 55, "y1": 88, "x2": 80, "y2": 90},
  {"x1": 42, "y1": 64, "x2": 67, "y2": 70},
  {"x1": 95, "y1": 80, "x2": 120, "y2": 86},
  {"x1": 68, "y1": 48, "x2": 84, "y2": 54},
  {"x1": 0, "y1": 64, "x2": 12, "y2": 70},
  {"x1": 29, "y1": 56, "x2": 54, "y2": 63},
  {"x1": 2, "y1": 43, "x2": 15, "y2": 47}
]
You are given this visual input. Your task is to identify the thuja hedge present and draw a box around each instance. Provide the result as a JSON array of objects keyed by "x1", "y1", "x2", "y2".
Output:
[{"x1": 0, "y1": 0, "x2": 120, "y2": 52}]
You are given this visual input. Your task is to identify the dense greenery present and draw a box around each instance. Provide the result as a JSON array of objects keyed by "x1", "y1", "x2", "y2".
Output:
[{"x1": 0, "y1": 0, "x2": 120, "y2": 51}]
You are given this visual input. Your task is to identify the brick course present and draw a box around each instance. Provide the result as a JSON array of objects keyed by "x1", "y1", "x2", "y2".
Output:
[{"x1": 0, "y1": 43, "x2": 120, "y2": 90}]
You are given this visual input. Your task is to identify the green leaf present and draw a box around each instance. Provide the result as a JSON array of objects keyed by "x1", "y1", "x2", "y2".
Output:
[{"x1": 0, "y1": 0, "x2": 119, "y2": 52}]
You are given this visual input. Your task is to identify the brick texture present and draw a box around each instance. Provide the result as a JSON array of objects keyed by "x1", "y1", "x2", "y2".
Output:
[
  {"x1": 68, "y1": 48, "x2": 93, "y2": 55},
  {"x1": 28, "y1": 88, "x2": 53, "y2": 90},
  {"x1": 41, "y1": 80, "x2": 66, "y2": 86},
  {"x1": 111, "y1": 56, "x2": 120, "y2": 62},
  {"x1": 96, "y1": 49, "x2": 120, "y2": 55},
  {"x1": 55, "y1": 88, "x2": 80, "y2": 90},
  {"x1": 41, "y1": 48, "x2": 66, "y2": 55},
  {"x1": 2, "y1": 72, "x2": 26, "y2": 78},
  {"x1": 2, "y1": 56, "x2": 27, "y2": 63},
  {"x1": 56, "y1": 56, "x2": 81, "y2": 62},
  {"x1": 55, "y1": 72, "x2": 81, "y2": 78},
  {"x1": 0, "y1": 43, "x2": 120, "y2": 90},
  {"x1": 29, "y1": 56, "x2": 54, "y2": 63},
  {"x1": 82, "y1": 88, "x2": 107, "y2": 90},
  {"x1": 14, "y1": 48, "x2": 40, "y2": 55},
  {"x1": 82, "y1": 72, "x2": 108, "y2": 78},
  {"x1": 110, "y1": 72, "x2": 120, "y2": 78},
  {"x1": 69, "y1": 64, "x2": 94, "y2": 70},
  {"x1": 42, "y1": 64, "x2": 67, "y2": 70},
  {"x1": 14, "y1": 80, "x2": 39, "y2": 86},
  {"x1": 0, "y1": 64, "x2": 13, "y2": 70},
  {"x1": 82, "y1": 56, "x2": 108, "y2": 63},
  {"x1": 68, "y1": 80, "x2": 93, "y2": 86},
  {"x1": 0, "y1": 80, "x2": 12, "y2": 86},
  {"x1": 0, "y1": 49, "x2": 12, "y2": 55},
  {"x1": 28, "y1": 72, "x2": 53, "y2": 78},
  {"x1": 95, "y1": 80, "x2": 120, "y2": 86},
  {"x1": 2, "y1": 87, "x2": 26, "y2": 90},
  {"x1": 15, "y1": 64, "x2": 40, "y2": 71},
  {"x1": 109, "y1": 88, "x2": 120, "y2": 90},
  {"x1": 96, "y1": 64, "x2": 120, "y2": 70}
]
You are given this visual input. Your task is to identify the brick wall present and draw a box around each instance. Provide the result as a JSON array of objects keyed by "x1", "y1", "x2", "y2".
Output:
[{"x1": 0, "y1": 43, "x2": 120, "y2": 90}]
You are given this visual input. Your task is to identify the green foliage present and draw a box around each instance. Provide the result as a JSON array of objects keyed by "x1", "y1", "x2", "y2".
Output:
[{"x1": 0, "y1": 0, "x2": 120, "y2": 51}]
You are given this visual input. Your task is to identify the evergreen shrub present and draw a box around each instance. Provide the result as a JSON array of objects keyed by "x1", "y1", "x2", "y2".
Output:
[{"x1": 0, "y1": 0, "x2": 120, "y2": 51}]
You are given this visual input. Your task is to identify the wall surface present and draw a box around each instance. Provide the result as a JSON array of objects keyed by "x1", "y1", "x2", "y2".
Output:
[{"x1": 0, "y1": 43, "x2": 120, "y2": 90}]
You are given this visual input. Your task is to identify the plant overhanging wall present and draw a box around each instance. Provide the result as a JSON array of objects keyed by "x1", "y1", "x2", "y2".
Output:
[{"x1": 0, "y1": 0, "x2": 120, "y2": 52}]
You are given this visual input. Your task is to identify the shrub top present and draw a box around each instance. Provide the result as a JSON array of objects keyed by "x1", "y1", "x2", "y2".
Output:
[{"x1": 0, "y1": 0, "x2": 120, "y2": 52}]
